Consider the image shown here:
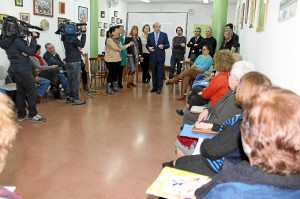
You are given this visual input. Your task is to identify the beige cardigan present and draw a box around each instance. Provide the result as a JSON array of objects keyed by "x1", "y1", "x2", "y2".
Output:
[{"x1": 104, "y1": 38, "x2": 129, "y2": 62}]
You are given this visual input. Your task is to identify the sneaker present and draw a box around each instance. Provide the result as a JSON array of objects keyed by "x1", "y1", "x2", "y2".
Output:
[
  {"x1": 17, "y1": 115, "x2": 28, "y2": 122},
  {"x1": 28, "y1": 115, "x2": 46, "y2": 123},
  {"x1": 71, "y1": 99, "x2": 86, "y2": 105},
  {"x1": 176, "y1": 109, "x2": 184, "y2": 116},
  {"x1": 66, "y1": 96, "x2": 72, "y2": 104}
]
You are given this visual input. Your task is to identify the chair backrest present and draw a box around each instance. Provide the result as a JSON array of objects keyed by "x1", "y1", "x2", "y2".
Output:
[
  {"x1": 89, "y1": 58, "x2": 99, "y2": 74},
  {"x1": 0, "y1": 65, "x2": 8, "y2": 80},
  {"x1": 84, "y1": 53, "x2": 89, "y2": 72}
]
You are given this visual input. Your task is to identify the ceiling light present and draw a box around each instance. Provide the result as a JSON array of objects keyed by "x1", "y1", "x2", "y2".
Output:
[
  {"x1": 142, "y1": 0, "x2": 150, "y2": 3},
  {"x1": 203, "y1": 0, "x2": 209, "y2": 3}
]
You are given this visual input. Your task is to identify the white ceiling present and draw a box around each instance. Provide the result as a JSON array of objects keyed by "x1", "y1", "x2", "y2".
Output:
[{"x1": 122, "y1": 0, "x2": 238, "y2": 4}]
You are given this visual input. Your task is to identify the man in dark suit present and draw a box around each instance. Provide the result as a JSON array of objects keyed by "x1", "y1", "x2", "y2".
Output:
[
  {"x1": 146, "y1": 22, "x2": 170, "y2": 94},
  {"x1": 187, "y1": 27, "x2": 204, "y2": 62}
]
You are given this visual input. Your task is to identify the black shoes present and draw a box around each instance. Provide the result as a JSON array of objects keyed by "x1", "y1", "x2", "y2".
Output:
[
  {"x1": 156, "y1": 90, "x2": 161, "y2": 94},
  {"x1": 176, "y1": 109, "x2": 184, "y2": 116},
  {"x1": 162, "y1": 160, "x2": 174, "y2": 168},
  {"x1": 150, "y1": 88, "x2": 157, "y2": 92}
]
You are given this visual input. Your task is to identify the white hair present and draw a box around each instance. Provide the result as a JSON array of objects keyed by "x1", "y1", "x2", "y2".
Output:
[{"x1": 231, "y1": 61, "x2": 256, "y2": 80}]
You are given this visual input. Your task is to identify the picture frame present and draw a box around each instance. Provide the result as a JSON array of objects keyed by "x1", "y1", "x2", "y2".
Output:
[
  {"x1": 249, "y1": 0, "x2": 257, "y2": 28},
  {"x1": 20, "y1": 13, "x2": 30, "y2": 23},
  {"x1": 33, "y1": 0, "x2": 53, "y2": 17},
  {"x1": 103, "y1": 23, "x2": 108, "y2": 28},
  {"x1": 240, "y1": 3, "x2": 245, "y2": 29},
  {"x1": 116, "y1": 18, "x2": 120, "y2": 24},
  {"x1": 100, "y1": 11, "x2": 105, "y2": 18},
  {"x1": 58, "y1": 17, "x2": 67, "y2": 28},
  {"x1": 245, "y1": 0, "x2": 250, "y2": 24},
  {"x1": 15, "y1": 0, "x2": 23, "y2": 7},
  {"x1": 114, "y1": 11, "x2": 118, "y2": 17},
  {"x1": 100, "y1": 29, "x2": 105, "y2": 37},
  {"x1": 256, "y1": 0, "x2": 269, "y2": 32},
  {"x1": 120, "y1": 19, "x2": 123, "y2": 24},
  {"x1": 111, "y1": 17, "x2": 115, "y2": 23},
  {"x1": 98, "y1": 22, "x2": 102, "y2": 28},
  {"x1": 278, "y1": 0, "x2": 298, "y2": 22},
  {"x1": 59, "y1": 2, "x2": 65, "y2": 14},
  {"x1": 78, "y1": 6, "x2": 88, "y2": 21},
  {"x1": 0, "y1": 14, "x2": 8, "y2": 30}
]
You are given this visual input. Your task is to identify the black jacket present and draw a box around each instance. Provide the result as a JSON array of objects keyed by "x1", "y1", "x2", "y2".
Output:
[
  {"x1": 43, "y1": 51, "x2": 66, "y2": 69},
  {"x1": 63, "y1": 33, "x2": 86, "y2": 63},
  {"x1": 5, "y1": 37, "x2": 37, "y2": 72},
  {"x1": 125, "y1": 36, "x2": 142, "y2": 57},
  {"x1": 187, "y1": 36, "x2": 204, "y2": 59},
  {"x1": 219, "y1": 38, "x2": 240, "y2": 51},
  {"x1": 203, "y1": 36, "x2": 217, "y2": 57}
]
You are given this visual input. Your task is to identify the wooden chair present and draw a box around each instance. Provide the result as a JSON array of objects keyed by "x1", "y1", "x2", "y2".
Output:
[{"x1": 98, "y1": 54, "x2": 107, "y2": 85}]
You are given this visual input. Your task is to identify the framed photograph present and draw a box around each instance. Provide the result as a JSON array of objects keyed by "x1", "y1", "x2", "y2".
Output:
[
  {"x1": 0, "y1": 14, "x2": 8, "y2": 30},
  {"x1": 114, "y1": 11, "x2": 118, "y2": 17},
  {"x1": 120, "y1": 19, "x2": 123, "y2": 24},
  {"x1": 15, "y1": 0, "x2": 23, "y2": 7},
  {"x1": 278, "y1": 0, "x2": 298, "y2": 22},
  {"x1": 116, "y1": 18, "x2": 120, "y2": 24},
  {"x1": 78, "y1": 6, "x2": 88, "y2": 21},
  {"x1": 100, "y1": 29, "x2": 105, "y2": 37},
  {"x1": 98, "y1": 22, "x2": 102, "y2": 28},
  {"x1": 59, "y1": 2, "x2": 65, "y2": 14},
  {"x1": 33, "y1": 0, "x2": 53, "y2": 17},
  {"x1": 103, "y1": 23, "x2": 108, "y2": 28},
  {"x1": 100, "y1": 11, "x2": 105, "y2": 18},
  {"x1": 20, "y1": 13, "x2": 30, "y2": 23},
  {"x1": 58, "y1": 17, "x2": 67, "y2": 28},
  {"x1": 111, "y1": 17, "x2": 115, "y2": 23}
]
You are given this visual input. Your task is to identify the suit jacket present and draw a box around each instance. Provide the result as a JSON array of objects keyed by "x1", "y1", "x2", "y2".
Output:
[
  {"x1": 43, "y1": 51, "x2": 66, "y2": 69},
  {"x1": 187, "y1": 36, "x2": 204, "y2": 59},
  {"x1": 146, "y1": 31, "x2": 170, "y2": 63}
]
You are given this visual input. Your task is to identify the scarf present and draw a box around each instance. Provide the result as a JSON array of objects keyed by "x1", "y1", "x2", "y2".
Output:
[
  {"x1": 111, "y1": 35, "x2": 120, "y2": 45},
  {"x1": 34, "y1": 54, "x2": 44, "y2": 66}
]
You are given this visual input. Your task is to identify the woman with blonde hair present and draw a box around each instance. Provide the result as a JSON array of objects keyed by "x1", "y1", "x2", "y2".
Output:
[{"x1": 125, "y1": 26, "x2": 143, "y2": 88}]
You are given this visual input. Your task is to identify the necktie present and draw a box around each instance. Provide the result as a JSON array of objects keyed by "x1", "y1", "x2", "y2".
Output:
[{"x1": 155, "y1": 33, "x2": 159, "y2": 46}]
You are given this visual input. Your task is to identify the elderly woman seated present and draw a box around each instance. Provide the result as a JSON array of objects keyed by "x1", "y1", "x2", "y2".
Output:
[
  {"x1": 180, "y1": 87, "x2": 300, "y2": 198},
  {"x1": 167, "y1": 45, "x2": 213, "y2": 100}
]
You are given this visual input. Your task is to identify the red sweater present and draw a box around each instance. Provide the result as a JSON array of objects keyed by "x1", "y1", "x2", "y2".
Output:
[{"x1": 202, "y1": 71, "x2": 230, "y2": 105}]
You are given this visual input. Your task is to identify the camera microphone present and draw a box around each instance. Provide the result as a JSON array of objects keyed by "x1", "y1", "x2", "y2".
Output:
[
  {"x1": 28, "y1": 24, "x2": 44, "y2": 31},
  {"x1": 75, "y1": 23, "x2": 87, "y2": 26}
]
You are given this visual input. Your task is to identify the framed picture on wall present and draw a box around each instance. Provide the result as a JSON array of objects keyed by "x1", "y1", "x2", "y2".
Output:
[
  {"x1": 98, "y1": 22, "x2": 102, "y2": 28},
  {"x1": 20, "y1": 13, "x2": 30, "y2": 23},
  {"x1": 100, "y1": 29, "x2": 105, "y2": 37},
  {"x1": 111, "y1": 17, "x2": 115, "y2": 23},
  {"x1": 114, "y1": 11, "x2": 118, "y2": 17},
  {"x1": 120, "y1": 19, "x2": 123, "y2": 24},
  {"x1": 59, "y1": 2, "x2": 65, "y2": 14},
  {"x1": 33, "y1": 0, "x2": 53, "y2": 17},
  {"x1": 245, "y1": 0, "x2": 250, "y2": 24},
  {"x1": 58, "y1": 17, "x2": 67, "y2": 28},
  {"x1": 240, "y1": 3, "x2": 245, "y2": 29},
  {"x1": 78, "y1": 6, "x2": 88, "y2": 21},
  {"x1": 100, "y1": 11, "x2": 105, "y2": 18},
  {"x1": 249, "y1": 0, "x2": 257, "y2": 28},
  {"x1": 103, "y1": 23, "x2": 108, "y2": 28},
  {"x1": 15, "y1": 0, "x2": 23, "y2": 7}
]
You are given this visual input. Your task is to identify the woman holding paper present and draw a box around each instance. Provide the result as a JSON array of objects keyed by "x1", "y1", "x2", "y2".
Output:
[{"x1": 162, "y1": 71, "x2": 272, "y2": 178}]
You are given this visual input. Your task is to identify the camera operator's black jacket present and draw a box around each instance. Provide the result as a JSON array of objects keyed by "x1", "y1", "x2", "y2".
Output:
[
  {"x1": 63, "y1": 33, "x2": 86, "y2": 63},
  {"x1": 5, "y1": 37, "x2": 37, "y2": 72}
]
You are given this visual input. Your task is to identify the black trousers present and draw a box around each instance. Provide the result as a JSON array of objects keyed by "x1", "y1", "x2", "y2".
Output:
[
  {"x1": 187, "y1": 87, "x2": 209, "y2": 110},
  {"x1": 81, "y1": 60, "x2": 88, "y2": 85},
  {"x1": 140, "y1": 53, "x2": 151, "y2": 81},
  {"x1": 106, "y1": 61, "x2": 120, "y2": 83},
  {"x1": 117, "y1": 64, "x2": 124, "y2": 86},
  {"x1": 11, "y1": 70, "x2": 37, "y2": 118}
]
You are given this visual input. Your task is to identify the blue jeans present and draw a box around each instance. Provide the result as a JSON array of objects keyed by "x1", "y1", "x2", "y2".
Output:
[
  {"x1": 170, "y1": 53, "x2": 184, "y2": 78},
  {"x1": 57, "y1": 73, "x2": 67, "y2": 92},
  {"x1": 128, "y1": 56, "x2": 137, "y2": 72},
  {"x1": 37, "y1": 77, "x2": 50, "y2": 97},
  {"x1": 66, "y1": 62, "x2": 81, "y2": 100}
]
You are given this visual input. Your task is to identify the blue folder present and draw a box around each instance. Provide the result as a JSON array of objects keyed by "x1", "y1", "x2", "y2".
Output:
[{"x1": 180, "y1": 124, "x2": 215, "y2": 139}]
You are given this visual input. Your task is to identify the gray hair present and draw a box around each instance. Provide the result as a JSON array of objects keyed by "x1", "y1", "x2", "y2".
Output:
[
  {"x1": 225, "y1": 30, "x2": 233, "y2": 37},
  {"x1": 45, "y1": 43, "x2": 52, "y2": 50},
  {"x1": 231, "y1": 61, "x2": 256, "y2": 80},
  {"x1": 153, "y1": 22, "x2": 161, "y2": 28}
]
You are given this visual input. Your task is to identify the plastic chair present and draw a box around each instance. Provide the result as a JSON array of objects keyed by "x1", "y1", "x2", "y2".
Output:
[{"x1": 0, "y1": 65, "x2": 17, "y2": 92}]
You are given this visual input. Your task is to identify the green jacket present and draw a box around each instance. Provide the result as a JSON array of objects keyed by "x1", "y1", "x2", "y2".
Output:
[{"x1": 119, "y1": 34, "x2": 127, "y2": 67}]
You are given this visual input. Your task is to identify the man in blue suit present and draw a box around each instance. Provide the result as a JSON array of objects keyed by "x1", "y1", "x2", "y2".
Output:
[{"x1": 146, "y1": 22, "x2": 170, "y2": 94}]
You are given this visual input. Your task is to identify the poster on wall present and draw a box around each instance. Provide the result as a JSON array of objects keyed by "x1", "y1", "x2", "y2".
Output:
[
  {"x1": 278, "y1": 0, "x2": 298, "y2": 22},
  {"x1": 20, "y1": 13, "x2": 30, "y2": 23},
  {"x1": 249, "y1": 0, "x2": 257, "y2": 28},
  {"x1": 240, "y1": 3, "x2": 245, "y2": 29},
  {"x1": 78, "y1": 6, "x2": 88, "y2": 21},
  {"x1": 33, "y1": 0, "x2": 53, "y2": 17},
  {"x1": 245, "y1": 0, "x2": 250, "y2": 24},
  {"x1": 15, "y1": 0, "x2": 23, "y2": 7}
]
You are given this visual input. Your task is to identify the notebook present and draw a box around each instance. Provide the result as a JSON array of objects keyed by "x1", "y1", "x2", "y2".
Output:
[
  {"x1": 146, "y1": 167, "x2": 209, "y2": 199},
  {"x1": 180, "y1": 124, "x2": 215, "y2": 139},
  {"x1": 190, "y1": 106, "x2": 206, "y2": 114}
]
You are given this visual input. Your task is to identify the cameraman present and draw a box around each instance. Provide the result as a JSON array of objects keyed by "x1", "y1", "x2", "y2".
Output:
[
  {"x1": 3, "y1": 31, "x2": 46, "y2": 122},
  {"x1": 62, "y1": 18, "x2": 87, "y2": 105}
]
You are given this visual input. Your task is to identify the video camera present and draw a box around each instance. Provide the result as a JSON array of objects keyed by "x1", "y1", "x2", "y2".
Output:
[
  {"x1": 0, "y1": 16, "x2": 42, "y2": 38},
  {"x1": 55, "y1": 20, "x2": 87, "y2": 36}
]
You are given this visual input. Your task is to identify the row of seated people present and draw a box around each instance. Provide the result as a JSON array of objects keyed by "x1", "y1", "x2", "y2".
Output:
[
  {"x1": 28, "y1": 43, "x2": 89, "y2": 103},
  {"x1": 158, "y1": 51, "x2": 300, "y2": 198}
]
